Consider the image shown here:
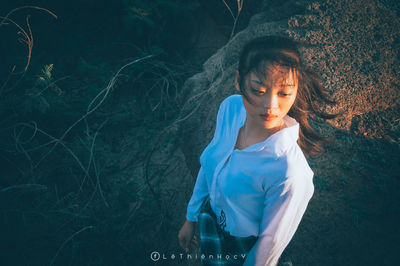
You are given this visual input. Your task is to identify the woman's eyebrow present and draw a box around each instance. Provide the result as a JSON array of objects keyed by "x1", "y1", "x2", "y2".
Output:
[
  {"x1": 252, "y1": 79, "x2": 296, "y2": 87},
  {"x1": 251, "y1": 79, "x2": 265, "y2": 86}
]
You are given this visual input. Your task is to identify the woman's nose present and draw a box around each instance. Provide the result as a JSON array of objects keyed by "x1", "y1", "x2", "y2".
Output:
[{"x1": 263, "y1": 92, "x2": 279, "y2": 109}]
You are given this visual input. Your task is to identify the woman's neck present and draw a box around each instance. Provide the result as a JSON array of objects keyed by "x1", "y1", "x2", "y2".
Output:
[
  {"x1": 236, "y1": 117, "x2": 285, "y2": 150},
  {"x1": 243, "y1": 117, "x2": 285, "y2": 140}
]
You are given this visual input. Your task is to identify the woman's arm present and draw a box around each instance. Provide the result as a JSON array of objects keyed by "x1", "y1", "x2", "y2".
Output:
[
  {"x1": 179, "y1": 167, "x2": 208, "y2": 252},
  {"x1": 243, "y1": 172, "x2": 315, "y2": 266},
  {"x1": 186, "y1": 96, "x2": 232, "y2": 221},
  {"x1": 186, "y1": 166, "x2": 209, "y2": 222}
]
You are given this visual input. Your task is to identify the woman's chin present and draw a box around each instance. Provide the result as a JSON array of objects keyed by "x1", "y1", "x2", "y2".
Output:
[{"x1": 261, "y1": 118, "x2": 282, "y2": 129}]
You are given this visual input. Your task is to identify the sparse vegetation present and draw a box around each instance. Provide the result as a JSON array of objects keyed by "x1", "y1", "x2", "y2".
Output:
[{"x1": 0, "y1": 2, "x2": 201, "y2": 265}]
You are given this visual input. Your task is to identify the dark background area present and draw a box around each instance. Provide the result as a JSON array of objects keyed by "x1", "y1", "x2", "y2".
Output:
[{"x1": 0, "y1": 1, "x2": 262, "y2": 265}]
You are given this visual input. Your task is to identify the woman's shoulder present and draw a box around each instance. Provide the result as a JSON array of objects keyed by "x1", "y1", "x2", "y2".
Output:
[
  {"x1": 220, "y1": 94, "x2": 242, "y2": 108},
  {"x1": 280, "y1": 145, "x2": 314, "y2": 180},
  {"x1": 262, "y1": 148, "x2": 314, "y2": 196},
  {"x1": 218, "y1": 94, "x2": 243, "y2": 117}
]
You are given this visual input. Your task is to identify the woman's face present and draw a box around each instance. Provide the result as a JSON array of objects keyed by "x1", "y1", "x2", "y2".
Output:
[{"x1": 235, "y1": 64, "x2": 298, "y2": 129}]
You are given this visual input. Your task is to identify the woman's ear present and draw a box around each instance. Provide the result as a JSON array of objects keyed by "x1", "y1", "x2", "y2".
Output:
[{"x1": 235, "y1": 71, "x2": 240, "y2": 92}]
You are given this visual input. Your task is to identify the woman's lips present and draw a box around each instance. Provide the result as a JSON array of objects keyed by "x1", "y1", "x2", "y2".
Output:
[{"x1": 261, "y1": 114, "x2": 278, "y2": 121}]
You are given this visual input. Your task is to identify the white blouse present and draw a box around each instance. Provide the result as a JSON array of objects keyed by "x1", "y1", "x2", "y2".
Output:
[{"x1": 186, "y1": 94, "x2": 315, "y2": 266}]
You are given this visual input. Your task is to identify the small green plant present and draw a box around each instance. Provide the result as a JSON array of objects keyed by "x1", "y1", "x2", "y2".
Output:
[
  {"x1": 23, "y1": 64, "x2": 65, "y2": 114},
  {"x1": 36, "y1": 64, "x2": 64, "y2": 96},
  {"x1": 122, "y1": 0, "x2": 200, "y2": 55}
]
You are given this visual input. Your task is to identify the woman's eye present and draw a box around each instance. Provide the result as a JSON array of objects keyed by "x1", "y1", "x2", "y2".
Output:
[
  {"x1": 251, "y1": 88, "x2": 265, "y2": 95},
  {"x1": 279, "y1": 92, "x2": 292, "y2": 97}
]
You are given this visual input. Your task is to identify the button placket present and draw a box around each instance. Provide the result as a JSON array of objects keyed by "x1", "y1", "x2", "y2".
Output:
[
  {"x1": 213, "y1": 150, "x2": 232, "y2": 233},
  {"x1": 211, "y1": 148, "x2": 235, "y2": 205},
  {"x1": 211, "y1": 110, "x2": 244, "y2": 207}
]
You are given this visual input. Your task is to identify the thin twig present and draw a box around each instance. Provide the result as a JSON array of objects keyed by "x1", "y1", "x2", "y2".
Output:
[
  {"x1": 0, "y1": 65, "x2": 16, "y2": 98},
  {"x1": 221, "y1": 0, "x2": 235, "y2": 20},
  {"x1": 0, "y1": 6, "x2": 57, "y2": 26},
  {"x1": 0, "y1": 15, "x2": 31, "y2": 72},
  {"x1": 15, "y1": 122, "x2": 95, "y2": 188},
  {"x1": 0, "y1": 6, "x2": 57, "y2": 72},
  {"x1": 24, "y1": 15, "x2": 33, "y2": 71},
  {"x1": 1, "y1": 183, "x2": 47, "y2": 192},
  {"x1": 220, "y1": 0, "x2": 244, "y2": 40},
  {"x1": 50, "y1": 225, "x2": 93, "y2": 266},
  {"x1": 87, "y1": 119, "x2": 109, "y2": 207},
  {"x1": 34, "y1": 76, "x2": 72, "y2": 96}
]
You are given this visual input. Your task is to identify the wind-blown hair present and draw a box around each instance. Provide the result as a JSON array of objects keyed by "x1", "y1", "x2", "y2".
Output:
[{"x1": 237, "y1": 35, "x2": 341, "y2": 155}]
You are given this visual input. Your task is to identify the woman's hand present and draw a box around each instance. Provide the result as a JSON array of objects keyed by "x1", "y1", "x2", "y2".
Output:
[{"x1": 178, "y1": 219, "x2": 199, "y2": 252}]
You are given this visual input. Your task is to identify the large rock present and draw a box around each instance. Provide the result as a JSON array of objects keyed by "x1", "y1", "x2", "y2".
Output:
[
  {"x1": 180, "y1": 0, "x2": 399, "y2": 167},
  {"x1": 172, "y1": 0, "x2": 400, "y2": 265}
]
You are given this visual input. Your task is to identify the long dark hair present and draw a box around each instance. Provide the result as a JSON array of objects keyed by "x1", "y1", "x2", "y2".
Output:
[{"x1": 237, "y1": 35, "x2": 341, "y2": 155}]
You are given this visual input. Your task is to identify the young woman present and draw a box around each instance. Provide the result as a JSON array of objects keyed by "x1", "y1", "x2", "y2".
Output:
[{"x1": 178, "y1": 35, "x2": 339, "y2": 266}]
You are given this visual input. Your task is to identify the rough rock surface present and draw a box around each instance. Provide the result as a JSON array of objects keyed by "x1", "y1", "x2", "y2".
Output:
[
  {"x1": 180, "y1": 0, "x2": 399, "y2": 164},
  {"x1": 155, "y1": 0, "x2": 400, "y2": 265}
]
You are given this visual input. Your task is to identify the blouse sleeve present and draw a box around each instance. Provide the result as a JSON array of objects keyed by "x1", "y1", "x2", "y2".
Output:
[
  {"x1": 186, "y1": 164, "x2": 209, "y2": 222},
  {"x1": 243, "y1": 172, "x2": 315, "y2": 266},
  {"x1": 186, "y1": 97, "x2": 230, "y2": 222}
]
